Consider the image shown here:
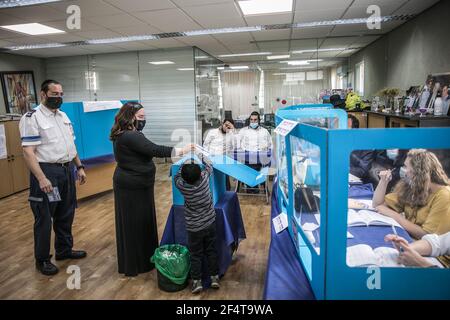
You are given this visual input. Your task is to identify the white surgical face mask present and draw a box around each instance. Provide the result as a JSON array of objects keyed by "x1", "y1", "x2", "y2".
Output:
[
  {"x1": 250, "y1": 122, "x2": 259, "y2": 129},
  {"x1": 386, "y1": 149, "x2": 399, "y2": 160}
]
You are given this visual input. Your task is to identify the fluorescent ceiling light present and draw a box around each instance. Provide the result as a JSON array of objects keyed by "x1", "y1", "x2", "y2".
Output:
[
  {"x1": 218, "y1": 52, "x2": 271, "y2": 58},
  {"x1": 86, "y1": 35, "x2": 158, "y2": 44},
  {"x1": 293, "y1": 16, "x2": 393, "y2": 29},
  {"x1": 307, "y1": 59, "x2": 323, "y2": 62},
  {"x1": 0, "y1": 23, "x2": 65, "y2": 35},
  {"x1": 272, "y1": 73, "x2": 287, "y2": 76},
  {"x1": 5, "y1": 43, "x2": 67, "y2": 50},
  {"x1": 217, "y1": 65, "x2": 249, "y2": 70},
  {"x1": 0, "y1": 0, "x2": 61, "y2": 9},
  {"x1": 231, "y1": 65, "x2": 249, "y2": 70},
  {"x1": 279, "y1": 67, "x2": 315, "y2": 70},
  {"x1": 177, "y1": 68, "x2": 194, "y2": 71},
  {"x1": 149, "y1": 61, "x2": 175, "y2": 65},
  {"x1": 267, "y1": 54, "x2": 290, "y2": 60},
  {"x1": 282, "y1": 60, "x2": 310, "y2": 66},
  {"x1": 185, "y1": 26, "x2": 262, "y2": 36},
  {"x1": 292, "y1": 48, "x2": 346, "y2": 54},
  {"x1": 238, "y1": 0, "x2": 293, "y2": 15}
]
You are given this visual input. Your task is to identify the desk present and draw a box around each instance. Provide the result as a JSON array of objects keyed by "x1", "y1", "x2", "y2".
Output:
[
  {"x1": 366, "y1": 111, "x2": 450, "y2": 128},
  {"x1": 161, "y1": 191, "x2": 246, "y2": 285},
  {"x1": 76, "y1": 154, "x2": 116, "y2": 200},
  {"x1": 263, "y1": 181, "x2": 413, "y2": 300}
]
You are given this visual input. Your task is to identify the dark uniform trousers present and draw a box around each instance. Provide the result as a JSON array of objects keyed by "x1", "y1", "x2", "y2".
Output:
[{"x1": 29, "y1": 162, "x2": 77, "y2": 262}]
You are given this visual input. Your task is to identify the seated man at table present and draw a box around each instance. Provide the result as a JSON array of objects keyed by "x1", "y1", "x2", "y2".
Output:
[
  {"x1": 174, "y1": 157, "x2": 220, "y2": 294},
  {"x1": 238, "y1": 111, "x2": 272, "y2": 192},
  {"x1": 372, "y1": 149, "x2": 450, "y2": 266}
]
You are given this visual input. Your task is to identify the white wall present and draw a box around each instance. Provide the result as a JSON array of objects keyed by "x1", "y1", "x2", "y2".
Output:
[
  {"x1": 0, "y1": 52, "x2": 46, "y2": 115},
  {"x1": 349, "y1": 0, "x2": 450, "y2": 98},
  {"x1": 45, "y1": 48, "x2": 196, "y2": 147}
]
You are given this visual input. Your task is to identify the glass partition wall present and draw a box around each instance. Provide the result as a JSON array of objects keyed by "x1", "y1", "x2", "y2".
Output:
[{"x1": 194, "y1": 47, "x2": 224, "y2": 144}]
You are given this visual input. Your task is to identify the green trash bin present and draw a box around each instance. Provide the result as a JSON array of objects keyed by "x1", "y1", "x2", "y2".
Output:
[{"x1": 151, "y1": 244, "x2": 190, "y2": 292}]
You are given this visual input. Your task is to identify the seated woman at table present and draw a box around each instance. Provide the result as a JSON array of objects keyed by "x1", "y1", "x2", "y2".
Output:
[
  {"x1": 385, "y1": 232, "x2": 450, "y2": 268},
  {"x1": 174, "y1": 156, "x2": 220, "y2": 294},
  {"x1": 372, "y1": 149, "x2": 450, "y2": 241}
]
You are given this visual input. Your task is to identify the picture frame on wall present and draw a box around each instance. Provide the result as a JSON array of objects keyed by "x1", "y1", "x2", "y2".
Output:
[{"x1": 0, "y1": 71, "x2": 38, "y2": 115}]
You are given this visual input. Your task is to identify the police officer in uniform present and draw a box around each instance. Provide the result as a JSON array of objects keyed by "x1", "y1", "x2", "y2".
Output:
[{"x1": 19, "y1": 80, "x2": 87, "y2": 276}]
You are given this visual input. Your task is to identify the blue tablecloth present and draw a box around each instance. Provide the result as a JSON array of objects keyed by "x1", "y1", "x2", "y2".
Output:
[
  {"x1": 263, "y1": 181, "x2": 413, "y2": 300},
  {"x1": 161, "y1": 191, "x2": 246, "y2": 285}
]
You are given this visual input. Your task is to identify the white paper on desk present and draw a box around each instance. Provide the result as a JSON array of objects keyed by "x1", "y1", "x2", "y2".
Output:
[
  {"x1": 195, "y1": 144, "x2": 210, "y2": 157},
  {"x1": 272, "y1": 213, "x2": 288, "y2": 233},
  {"x1": 0, "y1": 124, "x2": 7, "y2": 160},
  {"x1": 83, "y1": 100, "x2": 122, "y2": 113},
  {"x1": 349, "y1": 173, "x2": 362, "y2": 184},
  {"x1": 347, "y1": 231, "x2": 354, "y2": 239},
  {"x1": 274, "y1": 119, "x2": 297, "y2": 137},
  {"x1": 314, "y1": 214, "x2": 321, "y2": 225},
  {"x1": 302, "y1": 222, "x2": 319, "y2": 232}
]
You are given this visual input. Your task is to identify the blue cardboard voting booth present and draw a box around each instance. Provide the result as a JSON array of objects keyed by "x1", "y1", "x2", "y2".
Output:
[
  {"x1": 61, "y1": 100, "x2": 134, "y2": 161},
  {"x1": 275, "y1": 104, "x2": 450, "y2": 299},
  {"x1": 171, "y1": 154, "x2": 268, "y2": 206}
]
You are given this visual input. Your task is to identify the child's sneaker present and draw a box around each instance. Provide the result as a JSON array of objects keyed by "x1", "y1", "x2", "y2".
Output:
[
  {"x1": 210, "y1": 275, "x2": 220, "y2": 289},
  {"x1": 191, "y1": 280, "x2": 203, "y2": 294}
]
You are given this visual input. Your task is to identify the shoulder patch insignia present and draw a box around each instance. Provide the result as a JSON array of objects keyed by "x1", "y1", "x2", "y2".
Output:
[{"x1": 26, "y1": 110, "x2": 36, "y2": 117}]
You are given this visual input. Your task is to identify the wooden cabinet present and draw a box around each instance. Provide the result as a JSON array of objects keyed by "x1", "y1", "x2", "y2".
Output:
[
  {"x1": 0, "y1": 120, "x2": 29, "y2": 198},
  {"x1": 367, "y1": 112, "x2": 387, "y2": 128},
  {"x1": 348, "y1": 111, "x2": 368, "y2": 128}
]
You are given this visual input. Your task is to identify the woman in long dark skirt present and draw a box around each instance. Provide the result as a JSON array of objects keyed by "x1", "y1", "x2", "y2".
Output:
[{"x1": 110, "y1": 102, "x2": 192, "y2": 276}]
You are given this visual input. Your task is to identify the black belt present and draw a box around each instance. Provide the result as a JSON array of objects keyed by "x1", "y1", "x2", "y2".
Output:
[{"x1": 40, "y1": 162, "x2": 71, "y2": 167}]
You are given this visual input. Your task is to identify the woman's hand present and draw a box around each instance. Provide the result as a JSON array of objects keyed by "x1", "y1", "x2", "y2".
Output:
[
  {"x1": 398, "y1": 243, "x2": 434, "y2": 267},
  {"x1": 375, "y1": 204, "x2": 397, "y2": 218},
  {"x1": 180, "y1": 143, "x2": 195, "y2": 155},
  {"x1": 378, "y1": 169, "x2": 392, "y2": 184}
]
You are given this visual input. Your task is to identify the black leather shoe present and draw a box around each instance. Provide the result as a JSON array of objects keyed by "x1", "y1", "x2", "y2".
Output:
[
  {"x1": 55, "y1": 250, "x2": 87, "y2": 261},
  {"x1": 36, "y1": 259, "x2": 59, "y2": 276}
]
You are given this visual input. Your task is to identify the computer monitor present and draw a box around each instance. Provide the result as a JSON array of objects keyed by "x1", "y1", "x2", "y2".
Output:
[{"x1": 224, "y1": 110, "x2": 232, "y2": 120}]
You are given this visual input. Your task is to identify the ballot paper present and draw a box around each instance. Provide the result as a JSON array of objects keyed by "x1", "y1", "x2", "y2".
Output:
[
  {"x1": 46, "y1": 187, "x2": 61, "y2": 203},
  {"x1": 302, "y1": 222, "x2": 319, "y2": 232},
  {"x1": 346, "y1": 245, "x2": 403, "y2": 267},
  {"x1": 272, "y1": 212, "x2": 288, "y2": 233},
  {"x1": 195, "y1": 144, "x2": 210, "y2": 157},
  {"x1": 0, "y1": 124, "x2": 6, "y2": 160},
  {"x1": 274, "y1": 119, "x2": 297, "y2": 136}
]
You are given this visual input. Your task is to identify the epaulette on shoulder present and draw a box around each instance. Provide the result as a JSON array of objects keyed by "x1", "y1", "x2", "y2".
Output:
[{"x1": 26, "y1": 110, "x2": 36, "y2": 117}]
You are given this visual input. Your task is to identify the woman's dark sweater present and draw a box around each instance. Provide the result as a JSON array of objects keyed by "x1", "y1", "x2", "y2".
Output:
[{"x1": 113, "y1": 130, "x2": 173, "y2": 189}]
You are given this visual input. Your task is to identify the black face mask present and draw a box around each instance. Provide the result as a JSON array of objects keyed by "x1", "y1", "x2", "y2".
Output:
[
  {"x1": 134, "y1": 119, "x2": 146, "y2": 131},
  {"x1": 46, "y1": 96, "x2": 63, "y2": 110}
]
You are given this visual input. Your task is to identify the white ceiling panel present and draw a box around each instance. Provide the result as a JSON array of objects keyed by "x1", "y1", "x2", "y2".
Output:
[
  {"x1": 212, "y1": 32, "x2": 254, "y2": 45},
  {"x1": 1, "y1": 5, "x2": 66, "y2": 23},
  {"x1": 320, "y1": 36, "x2": 359, "y2": 48},
  {"x1": 104, "y1": 0, "x2": 176, "y2": 12},
  {"x1": 113, "y1": 25, "x2": 163, "y2": 36},
  {"x1": 257, "y1": 40, "x2": 290, "y2": 51},
  {"x1": 71, "y1": 29, "x2": 125, "y2": 40},
  {"x1": 342, "y1": 4, "x2": 402, "y2": 19},
  {"x1": 173, "y1": 0, "x2": 235, "y2": 6},
  {"x1": 293, "y1": 9, "x2": 344, "y2": 23},
  {"x1": 291, "y1": 26, "x2": 333, "y2": 39},
  {"x1": 43, "y1": 19, "x2": 105, "y2": 33},
  {"x1": 85, "y1": 14, "x2": 148, "y2": 29},
  {"x1": 391, "y1": 0, "x2": 440, "y2": 15},
  {"x1": 2, "y1": 36, "x2": 50, "y2": 45},
  {"x1": 0, "y1": 39, "x2": 13, "y2": 47},
  {"x1": 295, "y1": 0, "x2": 353, "y2": 12},
  {"x1": 290, "y1": 38, "x2": 322, "y2": 50},
  {"x1": 38, "y1": 33, "x2": 88, "y2": 42},
  {"x1": 140, "y1": 38, "x2": 186, "y2": 49},
  {"x1": 251, "y1": 29, "x2": 290, "y2": 41},
  {"x1": 244, "y1": 13, "x2": 293, "y2": 26},
  {"x1": 48, "y1": 0, "x2": 123, "y2": 17},
  {"x1": 132, "y1": 9, "x2": 201, "y2": 33}
]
